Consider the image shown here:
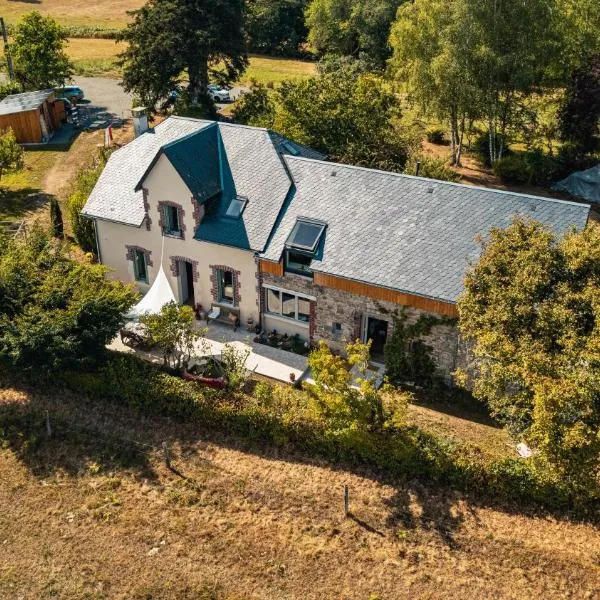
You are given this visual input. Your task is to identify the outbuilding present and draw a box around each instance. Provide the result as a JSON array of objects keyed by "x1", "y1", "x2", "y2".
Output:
[{"x1": 0, "y1": 89, "x2": 65, "y2": 144}]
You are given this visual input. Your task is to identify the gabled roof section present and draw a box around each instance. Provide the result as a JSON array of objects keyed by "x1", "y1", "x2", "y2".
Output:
[
  {"x1": 82, "y1": 117, "x2": 213, "y2": 226},
  {"x1": 162, "y1": 125, "x2": 221, "y2": 203},
  {"x1": 262, "y1": 157, "x2": 591, "y2": 304},
  {"x1": 195, "y1": 123, "x2": 295, "y2": 251}
]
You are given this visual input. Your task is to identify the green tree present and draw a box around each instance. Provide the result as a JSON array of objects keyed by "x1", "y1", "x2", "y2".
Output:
[
  {"x1": 0, "y1": 227, "x2": 137, "y2": 374},
  {"x1": 231, "y1": 81, "x2": 276, "y2": 127},
  {"x1": 237, "y1": 68, "x2": 413, "y2": 170},
  {"x1": 389, "y1": 0, "x2": 480, "y2": 165},
  {"x1": 308, "y1": 340, "x2": 409, "y2": 432},
  {"x1": 68, "y1": 161, "x2": 105, "y2": 254},
  {"x1": 9, "y1": 11, "x2": 73, "y2": 90},
  {"x1": 118, "y1": 0, "x2": 248, "y2": 108},
  {"x1": 306, "y1": 0, "x2": 403, "y2": 69},
  {"x1": 141, "y1": 302, "x2": 206, "y2": 370},
  {"x1": 246, "y1": 0, "x2": 308, "y2": 57},
  {"x1": 558, "y1": 53, "x2": 600, "y2": 155},
  {"x1": 49, "y1": 198, "x2": 63, "y2": 239},
  {"x1": 457, "y1": 219, "x2": 600, "y2": 490},
  {"x1": 0, "y1": 128, "x2": 24, "y2": 183}
]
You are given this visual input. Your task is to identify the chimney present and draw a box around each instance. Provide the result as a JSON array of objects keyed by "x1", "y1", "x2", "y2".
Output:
[{"x1": 132, "y1": 107, "x2": 149, "y2": 138}]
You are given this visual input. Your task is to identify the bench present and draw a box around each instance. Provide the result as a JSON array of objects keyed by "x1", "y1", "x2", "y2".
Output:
[{"x1": 207, "y1": 304, "x2": 241, "y2": 331}]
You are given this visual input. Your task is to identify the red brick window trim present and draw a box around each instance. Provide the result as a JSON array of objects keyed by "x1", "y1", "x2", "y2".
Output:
[
  {"x1": 210, "y1": 264, "x2": 241, "y2": 307},
  {"x1": 169, "y1": 256, "x2": 199, "y2": 282},
  {"x1": 158, "y1": 200, "x2": 186, "y2": 240}
]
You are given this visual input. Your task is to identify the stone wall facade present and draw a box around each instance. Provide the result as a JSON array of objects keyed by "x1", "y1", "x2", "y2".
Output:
[{"x1": 261, "y1": 272, "x2": 464, "y2": 381}]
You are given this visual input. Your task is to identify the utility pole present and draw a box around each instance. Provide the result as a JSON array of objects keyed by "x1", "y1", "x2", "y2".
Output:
[{"x1": 0, "y1": 18, "x2": 14, "y2": 81}]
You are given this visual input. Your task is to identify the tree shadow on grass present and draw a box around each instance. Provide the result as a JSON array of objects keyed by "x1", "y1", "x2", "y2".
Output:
[
  {"x1": 0, "y1": 187, "x2": 47, "y2": 221},
  {"x1": 0, "y1": 401, "x2": 158, "y2": 481}
]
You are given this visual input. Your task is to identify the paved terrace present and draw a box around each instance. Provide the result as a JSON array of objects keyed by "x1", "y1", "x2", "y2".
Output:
[{"x1": 109, "y1": 320, "x2": 309, "y2": 384}]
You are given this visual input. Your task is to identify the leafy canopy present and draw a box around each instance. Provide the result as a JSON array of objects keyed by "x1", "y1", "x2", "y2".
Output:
[
  {"x1": 234, "y1": 68, "x2": 413, "y2": 171},
  {"x1": 308, "y1": 340, "x2": 409, "y2": 432},
  {"x1": 141, "y1": 301, "x2": 206, "y2": 370},
  {"x1": 306, "y1": 0, "x2": 404, "y2": 69},
  {"x1": 457, "y1": 219, "x2": 600, "y2": 490},
  {"x1": 118, "y1": 0, "x2": 248, "y2": 108},
  {"x1": 0, "y1": 228, "x2": 137, "y2": 374},
  {"x1": 0, "y1": 129, "x2": 24, "y2": 182},
  {"x1": 246, "y1": 0, "x2": 308, "y2": 57},
  {"x1": 9, "y1": 11, "x2": 73, "y2": 90}
]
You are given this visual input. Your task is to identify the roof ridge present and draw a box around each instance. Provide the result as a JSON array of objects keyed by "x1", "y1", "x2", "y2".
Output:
[{"x1": 284, "y1": 155, "x2": 591, "y2": 209}]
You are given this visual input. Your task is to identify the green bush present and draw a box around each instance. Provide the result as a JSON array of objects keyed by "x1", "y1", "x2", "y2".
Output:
[
  {"x1": 492, "y1": 155, "x2": 532, "y2": 184},
  {"x1": 413, "y1": 156, "x2": 460, "y2": 183},
  {"x1": 51, "y1": 351, "x2": 599, "y2": 513},
  {"x1": 426, "y1": 127, "x2": 446, "y2": 144}
]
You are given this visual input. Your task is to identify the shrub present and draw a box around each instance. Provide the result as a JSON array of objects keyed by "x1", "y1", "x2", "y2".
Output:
[
  {"x1": 412, "y1": 155, "x2": 460, "y2": 183},
  {"x1": 492, "y1": 155, "x2": 532, "y2": 184},
  {"x1": 426, "y1": 127, "x2": 446, "y2": 144}
]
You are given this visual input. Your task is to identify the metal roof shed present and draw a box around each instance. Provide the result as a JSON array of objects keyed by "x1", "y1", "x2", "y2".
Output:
[{"x1": 0, "y1": 89, "x2": 64, "y2": 143}]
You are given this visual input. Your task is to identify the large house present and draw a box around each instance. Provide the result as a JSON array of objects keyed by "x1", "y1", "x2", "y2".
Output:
[{"x1": 83, "y1": 115, "x2": 591, "y2": 380}]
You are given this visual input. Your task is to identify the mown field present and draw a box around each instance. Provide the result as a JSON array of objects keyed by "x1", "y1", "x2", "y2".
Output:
[
  {"x1": 65, "y1": 38, "x2": 317, "y2": 83},
  {"x1": 0, "y1": 382, "x2": 598, "y2": 600},
  {"x1": 0, "y1": 0, "x2": 142, "y2": 29}
]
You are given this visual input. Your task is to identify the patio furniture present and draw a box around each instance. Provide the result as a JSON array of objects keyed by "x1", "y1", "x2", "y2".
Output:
[
  {"x1": 207, "y1": 303, "x2": 241, "y2": 331},
  {"x1": 120, "y1": 321, "x2": 152, "y2": 349}
]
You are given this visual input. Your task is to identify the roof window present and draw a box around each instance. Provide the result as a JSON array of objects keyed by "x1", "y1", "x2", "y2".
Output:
[
  {"x1": 225, "y1": 196, "x2": 247, "y2": 219},
  {"x1": 286, "y1": 218, "x2": 326, "y2": 254}
]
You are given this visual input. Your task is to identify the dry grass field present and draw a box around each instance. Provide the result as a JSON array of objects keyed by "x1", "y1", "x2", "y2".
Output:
[
  {"x1": 1, "y1": 383, "x2": 598, "y2": 600},
  {"x1": 0, "y1": 0, "x2": 143, "y2": 29}
]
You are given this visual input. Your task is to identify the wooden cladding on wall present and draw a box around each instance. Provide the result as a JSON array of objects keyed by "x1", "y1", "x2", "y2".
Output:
[
  {"x1": 259, "y1": 259, "x2": 284, "y2": 277},
  {"x1": 313, "y1": 272, "x2": 458, "y2": 317}
]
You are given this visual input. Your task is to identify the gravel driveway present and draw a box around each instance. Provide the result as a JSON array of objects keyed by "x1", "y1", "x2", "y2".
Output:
[
  {"x1": 72, "y1": 76, "x2": 133, "y2": 127},
  {"x1": 71, "y1": 76, "x2": 248, "y2": 125}
]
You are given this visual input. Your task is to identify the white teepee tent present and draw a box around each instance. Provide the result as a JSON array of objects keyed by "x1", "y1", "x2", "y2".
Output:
[
  {"x1": 125, "y1": 236, "x2": 176, "y2": 320},
  {"x1": 126, "y1": 264, "x2": 176, "y2": 319}
]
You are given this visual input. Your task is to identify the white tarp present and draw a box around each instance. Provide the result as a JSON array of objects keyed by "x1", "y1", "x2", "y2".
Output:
[
  {"x1": 553, "y1": 164, "x2": 600, "y2": 204},
  {"x1": 126, "y1": 265, "x2": 176, "y2": 319}
]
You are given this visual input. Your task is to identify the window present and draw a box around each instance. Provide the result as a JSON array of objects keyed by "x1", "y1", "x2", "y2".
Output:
[
  {"x1": 225, "y1": 196, "x2": 247, "y2": 219},
  {"x1": 284, "y1": 218, "x2": 326, "y2": 276},
  {"x1": 163, "y1": 205, "x2": 181, "y2": 236},
  {"x1": 218, "y1": 269, "x2": 235, "y2": 304},
  {"x1": 285, "y1": 249, "x2": 313, "y2": 276},
  {"x1": 286, "y1": 219, "x2": 326, "y2": 253},
  {"x1": 265, "y1": 286, "x2": 312, "y2": 324},
  {"x1": 133, "y1": 249, "x2": 148, "y2": 283}
]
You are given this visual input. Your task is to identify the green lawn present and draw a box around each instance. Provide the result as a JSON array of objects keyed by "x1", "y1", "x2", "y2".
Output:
[{"x1": 0, "y1": 150, "x2": 63, "y2": 222}]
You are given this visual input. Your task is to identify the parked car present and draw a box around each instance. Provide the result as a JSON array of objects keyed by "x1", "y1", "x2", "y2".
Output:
[
  {"x1": 55, "y1": 86, "x2": 85, "y2": 102},
  {"x1": 207, "y1": 84, "x2": 231, "y2": 103}
]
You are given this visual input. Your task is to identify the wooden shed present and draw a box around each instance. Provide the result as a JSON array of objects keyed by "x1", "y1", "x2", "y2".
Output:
[{"x1": 0, "y1": 90, "x2": 65, "y2": 144}]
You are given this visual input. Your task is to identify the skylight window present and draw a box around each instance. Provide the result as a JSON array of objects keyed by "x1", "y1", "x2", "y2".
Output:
[
  {"x1": 286, "y1": 219, "x2": 326, "y2": 253},
  {"x1": 225, "y1": 196, "x2": 247, "y2": 219},
  {"x1": 282, "y1": 141, "x2": 300, "y2": 156}
]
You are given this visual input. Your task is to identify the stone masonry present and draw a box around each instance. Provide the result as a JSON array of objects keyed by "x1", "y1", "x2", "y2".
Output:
[{"x1": 261, "y1": 272, "x2": 463, "y2": 382}]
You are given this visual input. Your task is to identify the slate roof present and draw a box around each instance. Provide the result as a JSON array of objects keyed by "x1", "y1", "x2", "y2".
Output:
[
  {"x1": 84, "y1": 116, "x2": 590, "y2": 304},
  {"x1": 0, "y1": 89, "x2": 54, "y2": 115},
  {"x1": 161, "y1": 125, "x2": 221, "y2": 203},
  {"x1": 83, "y1": 118, "x2": 324, "y2": 247},
  {"x1": 83, "y1": 117, "x2": 212, "y2": 225},
  {"x1": 262, "y1": 158, "x2": 591, "y2": 303}
]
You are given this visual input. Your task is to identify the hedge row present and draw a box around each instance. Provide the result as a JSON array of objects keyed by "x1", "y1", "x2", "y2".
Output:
[{"x1": 55, "y1": 352, "x2": 597, "y2": 514}]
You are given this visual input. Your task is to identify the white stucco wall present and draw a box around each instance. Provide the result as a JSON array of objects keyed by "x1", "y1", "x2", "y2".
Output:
[{"x1": 94, "y1": 153, "x2": 260, "y2": 324}]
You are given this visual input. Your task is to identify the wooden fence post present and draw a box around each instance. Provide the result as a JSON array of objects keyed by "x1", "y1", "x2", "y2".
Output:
[
  {"x1": 344, "y1": 485, "x2": 349, "y2": 518},
  {"x1": 162, "y1": 442, "x2": 171, "y2": 469}
]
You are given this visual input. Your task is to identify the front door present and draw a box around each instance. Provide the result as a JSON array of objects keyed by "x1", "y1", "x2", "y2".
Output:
[
  {"x1": 365, "y1": 317, "x2": 388, "y2": 358},
  {"x1": 179, "y1": 261, "x2": 195, "y2": 306}
]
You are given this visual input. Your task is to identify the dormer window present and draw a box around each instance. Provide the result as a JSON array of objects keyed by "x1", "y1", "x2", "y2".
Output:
[
  {"x1": 284, "y1": 218, "x2": 326, "y2": 277},
  {"x1": 225, "y1": 195, "x2": 247, "y2": 219}
]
